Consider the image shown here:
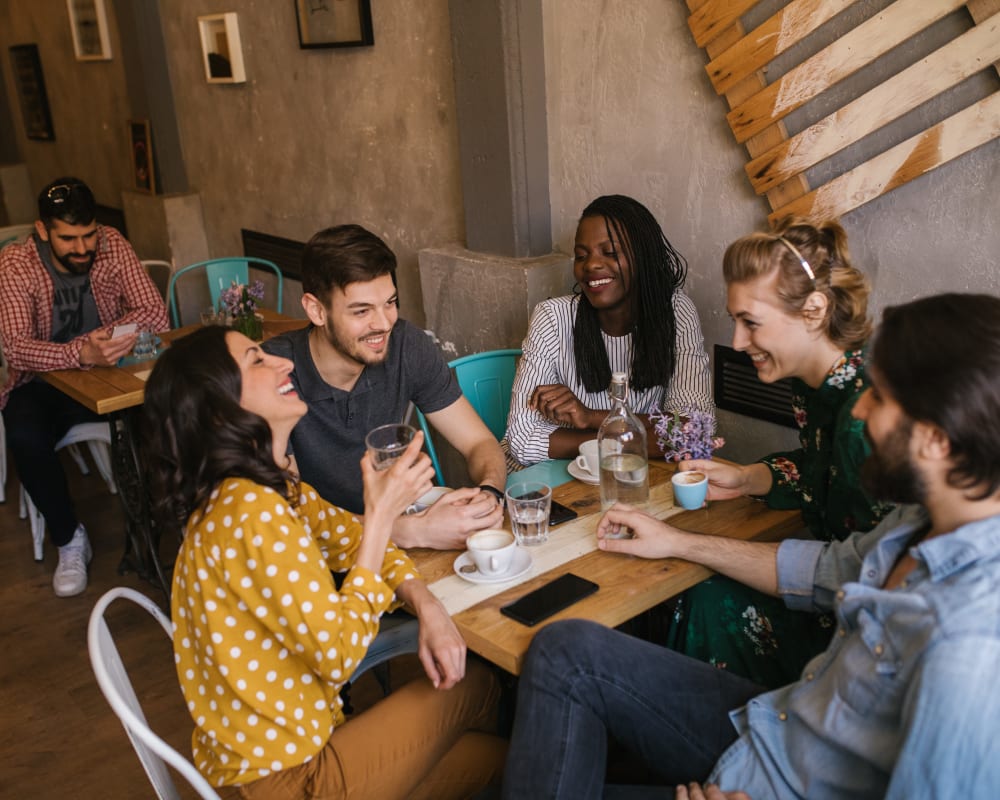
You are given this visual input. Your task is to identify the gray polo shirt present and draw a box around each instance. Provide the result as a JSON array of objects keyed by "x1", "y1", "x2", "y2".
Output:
[{"x1": 262, "y1": 319, "x2": 461, "y2": 513}]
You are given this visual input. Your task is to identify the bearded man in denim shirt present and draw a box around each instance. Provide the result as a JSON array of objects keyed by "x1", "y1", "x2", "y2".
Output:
[{"x1": 502, "y1": 292, "x2": 1000, "y2": 800}]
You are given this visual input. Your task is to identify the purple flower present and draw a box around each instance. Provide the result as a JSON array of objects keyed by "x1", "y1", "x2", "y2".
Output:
[
  {"x1": 651, "y1": 407, "x2": 724, "y2": 462},
  {"x1": 220, "y1": 280, "x2": 265, "y2": 317}
]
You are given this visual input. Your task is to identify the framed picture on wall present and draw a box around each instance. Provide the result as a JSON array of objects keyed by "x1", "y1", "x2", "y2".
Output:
[
  {"x1": 128, "y1": 119, "x2": 156, "y2": 194},
  {"x1": 295, "y1": 0, "x2": 374, "y2": 49},
  {"x1": 198, "y1": 13, "x2": 246, "y2": 83},
  {"x1": 8, "y1": 45, "x2": 55, "y2": 141},
  {"x1": 67, "y1": 0, "x2": 112, "y2": 61}
]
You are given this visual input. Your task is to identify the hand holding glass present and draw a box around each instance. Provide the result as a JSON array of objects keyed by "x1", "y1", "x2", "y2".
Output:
[{"x1": 365, "y1": 423, "x2": 418, "y2": 471}]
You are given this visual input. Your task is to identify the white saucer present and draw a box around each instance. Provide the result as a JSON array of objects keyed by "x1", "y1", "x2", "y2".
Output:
[
  {"x1": 568, "y1": 461, "x2": 599, "y2": 485},
  {"x1": 453, "y1": 548, "x2": 532, "y2": 584}
]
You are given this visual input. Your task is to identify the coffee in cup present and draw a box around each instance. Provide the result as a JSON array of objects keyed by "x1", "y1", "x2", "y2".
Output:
[
  {"x1": 466, "y1": 529, "x2": 517, "y2": 576},
  {"x1": 671, "y1": 470, "x2": 708, "y2": 510}
]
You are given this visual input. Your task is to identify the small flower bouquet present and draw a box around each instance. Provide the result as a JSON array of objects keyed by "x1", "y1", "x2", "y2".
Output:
[
  {"x1": 651, "y1": 407, "x2": 725, "y2": 462},
  {"x1": 220, "y1": 279, "x2": 265, "y2": 340}
]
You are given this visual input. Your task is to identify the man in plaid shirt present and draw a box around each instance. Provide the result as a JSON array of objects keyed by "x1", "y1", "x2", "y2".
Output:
[{"x1": 0, "y1": 177, "x2": 167, "y2": 596}]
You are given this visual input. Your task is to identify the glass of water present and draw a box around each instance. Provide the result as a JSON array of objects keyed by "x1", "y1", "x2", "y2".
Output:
[
  {"x1": 365, "y1": 423, "x2": 417, "y2": 471},
  {"x1": 505, "y1": 481, "x2": 552, "y2": 546}
]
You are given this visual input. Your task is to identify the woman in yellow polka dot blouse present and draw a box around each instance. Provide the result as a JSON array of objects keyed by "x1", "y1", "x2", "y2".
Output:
[{"x1": 143, "y1": 326, "x2": 506, "y2": 799}]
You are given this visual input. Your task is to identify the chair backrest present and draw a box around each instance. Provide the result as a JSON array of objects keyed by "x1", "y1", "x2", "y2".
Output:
[
  {"x1": 166, "y1": 257, "x2": 283, "y2": 327},
  {"x1": 88, "y1": 587, "x2": 222, "y2": 800},
  {"x1": 0, "y1": 223, "x2": 34, "y2": 251},
  {"x1": 417, "y1": 348, "x2": 522, "y2": 484},
  {"x1": 141, "y1": 260, "x2": 173, "y2": 302}
]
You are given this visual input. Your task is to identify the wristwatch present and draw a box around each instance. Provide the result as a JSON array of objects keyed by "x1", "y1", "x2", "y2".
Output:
[{"x1": 479, "y1": 484, "x2": 505, "y2": 504}]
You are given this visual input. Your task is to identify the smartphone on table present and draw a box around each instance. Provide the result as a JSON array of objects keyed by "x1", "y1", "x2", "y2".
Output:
[
  {"x1": 549, "y1": 499, "x2": 578, "y2": 526},
  {"x1": 500, "y1": 573, "x2": 599, "y2": 626}
]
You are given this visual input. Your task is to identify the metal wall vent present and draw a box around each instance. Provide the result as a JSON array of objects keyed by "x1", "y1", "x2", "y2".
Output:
[
  {"x1": 241, "y1": 229, "x2": 305, "y2": 281},
  {"x1": 714, "y1": 344, "x2": 796, "y2": 429}
]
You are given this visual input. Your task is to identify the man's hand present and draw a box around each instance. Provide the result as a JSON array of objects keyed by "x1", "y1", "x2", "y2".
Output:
[
  {"x1": 676, "y1": 782, "x2": 750, "y2": 800},
  {"x1": 79, "y1": 328, "x2": 137, "y2": 367},
  {"x1": 397, "y1": 580, "x2": 466, "y2": 689},
  {"x1": 596, "y1": 504, "x2": 686, "y2": 559},
  {"x1": 530, "y1": 383, "x2": 598, "y2": 429},
  {"x1": 393, "y1": 487, "x2": 505, "y2": 550}
]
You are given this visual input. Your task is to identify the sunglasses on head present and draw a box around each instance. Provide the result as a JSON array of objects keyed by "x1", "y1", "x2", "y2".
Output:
[{"x1": 45, "y1": 183, "x2": 83, "y2": 204}]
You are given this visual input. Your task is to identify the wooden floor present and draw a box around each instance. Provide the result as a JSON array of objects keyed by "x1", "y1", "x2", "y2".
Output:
[{"x1": 0, "y1": 449, "x2": 403, "y2": 799}]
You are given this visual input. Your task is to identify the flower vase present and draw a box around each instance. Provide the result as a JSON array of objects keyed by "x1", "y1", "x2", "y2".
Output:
[{"x1": 232, "y1": 312, "x2": 263, "y2": 341}]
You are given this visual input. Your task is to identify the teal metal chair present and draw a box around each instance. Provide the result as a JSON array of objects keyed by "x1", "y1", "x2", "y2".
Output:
[
  {"x1": 166, "y1": 257, "x2": 283, "y2": 327},
  {"x1": 417, "y1": 348, "x2": 522, "y2": 485}
]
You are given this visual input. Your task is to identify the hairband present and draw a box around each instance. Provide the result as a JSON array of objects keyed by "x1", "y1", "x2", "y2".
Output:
[{"x1": 777, "y1": 236, "x2": 816, "y2": 282}]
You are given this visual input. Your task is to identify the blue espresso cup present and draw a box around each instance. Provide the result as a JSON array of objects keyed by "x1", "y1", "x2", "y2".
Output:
[{"x1": 671, "y1": 470, "x2": 708, "y2": 510}]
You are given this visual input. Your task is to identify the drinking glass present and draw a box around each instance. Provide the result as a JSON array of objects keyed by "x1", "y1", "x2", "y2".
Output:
[
  {"x1": 365, "y1": 423, "x2": 417, "y2": 471},
  {"x1": 132, "y1": 330, "x2": 156, "y2": 361},
  {"x1": 505, "y1": 481, "x2": 551, "y2": 546}
]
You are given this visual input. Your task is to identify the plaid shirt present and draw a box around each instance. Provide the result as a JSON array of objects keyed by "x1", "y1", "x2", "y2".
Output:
[{"x1": 0, "y1": 226, "x2": 168, "y2": 410}]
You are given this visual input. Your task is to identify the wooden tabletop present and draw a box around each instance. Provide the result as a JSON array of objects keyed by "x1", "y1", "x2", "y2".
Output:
[
  {"x1": 409, "y1": 460, "x2": 803, "y2": 675},
  {"x1": 40, "y1": 311, "x2": 308, "y2": 415}
]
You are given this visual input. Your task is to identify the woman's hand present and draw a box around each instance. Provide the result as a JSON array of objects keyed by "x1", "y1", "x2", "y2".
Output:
[
  {"x1": 362, "y1": 431, "x2": 436, "y2": 526},
  {"x1": 679, "y1": 460, "x2": 753, "y2": 500},
  {"x1": 530, "y1": 383, "x2": 599, "y2": 430}
]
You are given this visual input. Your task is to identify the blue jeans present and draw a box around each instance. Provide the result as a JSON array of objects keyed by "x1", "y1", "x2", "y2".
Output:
[
  {"x1": 502, "y1": 619, "x2": 763, "y2": 799},
  {"x1": 3, "y1": 379, "x2": 104, "y2": 546}
]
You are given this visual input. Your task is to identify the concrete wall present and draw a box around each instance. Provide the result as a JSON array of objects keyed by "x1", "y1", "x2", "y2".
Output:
[
  {"x1": 0, "y1": 2, "x2": 133, "y2": 208},
  {"x1": 542, "y1": 0, "x2": 1000, "y2": 462},
  {"x1": 156, "y1": 0, "x2": 464, "y2": 326}
]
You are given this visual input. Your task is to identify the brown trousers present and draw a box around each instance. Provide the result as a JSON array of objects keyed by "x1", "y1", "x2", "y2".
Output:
[{"x1": 238, "y1": 660, "x2": 506, "y2": 800}]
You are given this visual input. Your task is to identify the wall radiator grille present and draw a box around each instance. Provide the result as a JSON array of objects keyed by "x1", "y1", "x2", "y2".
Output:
[
  {"x1": 241, "y1": 229, "x2": 305, "y2": 280},
  {"x1": 714, "y1": 344, "x2": 797, "y2": 429}
]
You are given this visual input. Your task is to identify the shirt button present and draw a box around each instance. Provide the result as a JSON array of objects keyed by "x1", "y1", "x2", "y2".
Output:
[
  {"x1": 805, "y1": 672, "x2": 815, "y2": 681},
  {"x1": 836, "y1": 590, "x2": 846, "y2": 600},
  {"x1": 779, "y1": 712, "x2": 788, "y2": 721},
  {"x1": 838, "y1": 628, "x2": 846, "y2": 637},
  {"x1": 867, "y1": 569, "x2": 876, "y2": 578},
  {"x1": 874, "y1": 644, "x2": 884, "y2": 656}
]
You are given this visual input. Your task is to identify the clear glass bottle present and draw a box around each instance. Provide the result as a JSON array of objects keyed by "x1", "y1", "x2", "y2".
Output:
[{"x1": 598, "y1": 372, "x2": 649, "y2": 527}]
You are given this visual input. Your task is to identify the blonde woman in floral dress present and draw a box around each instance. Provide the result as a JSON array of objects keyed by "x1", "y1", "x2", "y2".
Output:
[{"x1": 667, "y1": 218, "x2": 893, "y2": 688}]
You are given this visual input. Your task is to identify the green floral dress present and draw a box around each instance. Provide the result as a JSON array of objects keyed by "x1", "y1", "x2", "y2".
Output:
[{"x1": 665, "y1": 349, "x2": 894, "y2": 688}]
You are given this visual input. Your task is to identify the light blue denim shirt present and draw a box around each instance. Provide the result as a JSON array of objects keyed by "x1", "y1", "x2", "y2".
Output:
[{"x1": 710, "y1": 504, "x2": 1000, "y2": 799}]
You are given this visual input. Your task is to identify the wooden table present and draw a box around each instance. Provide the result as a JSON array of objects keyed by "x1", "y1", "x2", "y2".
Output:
[
  {"x1": 40, "y1": 312, "x2": 308, "y2": 593},
  {"x1": 409, "y1": 460, "x2": 803, "y2": 675}
]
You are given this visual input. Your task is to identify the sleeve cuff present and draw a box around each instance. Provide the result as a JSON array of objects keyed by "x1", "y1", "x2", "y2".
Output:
[{"x1": 776, "y1": 538, "x2": 826, "y2": 611}]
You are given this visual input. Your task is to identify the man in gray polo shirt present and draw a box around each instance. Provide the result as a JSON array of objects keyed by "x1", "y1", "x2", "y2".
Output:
[{"x1": 263, "y1": 224, "x2": 506, "y2": 549}]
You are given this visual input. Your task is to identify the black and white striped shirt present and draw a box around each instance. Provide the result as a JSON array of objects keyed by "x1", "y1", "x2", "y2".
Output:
[{"x1": 504, "y1": 292, "x2": 713, "y2": 467}]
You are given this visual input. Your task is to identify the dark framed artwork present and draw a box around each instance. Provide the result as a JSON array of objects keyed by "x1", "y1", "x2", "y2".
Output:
[
  {"x1": 128, "y1": 119, "x2": 155, "y2": 194},
  {"x1": 295, "y1": 0, "x2": 374, "y2": 49},
  {"x1": 9, "y1": 45, "x2": 55, "y2": 141}
]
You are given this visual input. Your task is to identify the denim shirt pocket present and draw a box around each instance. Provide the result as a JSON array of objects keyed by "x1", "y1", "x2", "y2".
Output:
[{"x1": 836, "y1": 608, "x2": 903, "y2": 714}]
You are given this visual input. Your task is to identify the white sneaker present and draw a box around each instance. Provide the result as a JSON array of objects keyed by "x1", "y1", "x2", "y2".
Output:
[{"x1": 53, "y1": 526, "x2": 93, "y2": 597}]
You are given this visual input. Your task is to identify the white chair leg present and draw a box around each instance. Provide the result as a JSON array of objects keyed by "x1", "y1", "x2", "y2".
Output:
[
  {"x1": 66, "y1": 443, "x2": 91, "y2": 476},
  {"x1": 21, "y1": 486, "x2": 45, "y2": 561},
  {"x1": 87, "y1": 441, "x2": 117, "y2": 495},
  {"x1": 19, "y1": 483, "x2": 27, "y2": 519}
]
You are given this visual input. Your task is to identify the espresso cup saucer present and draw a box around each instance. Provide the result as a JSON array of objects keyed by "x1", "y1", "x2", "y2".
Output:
[
  {"x1": 568, "y1": 461, "x2": 599, "y2": 485},
  {"x1": 454, "y1": 548, "x2": 532, "y2": 584}
]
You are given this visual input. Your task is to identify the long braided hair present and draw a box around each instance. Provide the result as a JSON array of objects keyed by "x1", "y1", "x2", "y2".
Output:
[{"x1": 573, "y1": 195, "x2": 687, "y2": 392}]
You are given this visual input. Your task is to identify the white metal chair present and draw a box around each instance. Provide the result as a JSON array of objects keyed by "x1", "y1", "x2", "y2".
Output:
[
  {"x1": 88, "y1": 587, "x2": 223, "y2": 800},
  {"x1": 0, "y1": 222, "x2": 34, "y2": 250},
  {"x1": 141, "y1": 259, "x2": 173, "y2": 302},
  {"x1": 20, "y1": 422, "x2": 116, "y2": 561}
]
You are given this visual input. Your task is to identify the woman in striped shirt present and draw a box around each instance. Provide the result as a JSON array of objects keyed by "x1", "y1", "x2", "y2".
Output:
[{"x1": 505, "y1": 195, "x2": 713, "y2": 467}]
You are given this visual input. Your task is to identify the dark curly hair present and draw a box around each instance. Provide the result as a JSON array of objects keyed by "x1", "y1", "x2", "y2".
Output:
[
  {"x1": 573, "y1": 195, "x2": 688, "y2": 393},
  {"x1": 142, "y1": 326, "x2": 297, "y2": 536}
]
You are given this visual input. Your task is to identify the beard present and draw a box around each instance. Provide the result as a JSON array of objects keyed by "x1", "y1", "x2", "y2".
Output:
[
  {"x1": 861, "y1": 418, "x2": 926, "y2": 505},
  {"x1": 55, "y1": 249, "x2": 96, "y2": 275},
  {"x1": 321, "y1": 318, "x2": 392, "y2": 368}
]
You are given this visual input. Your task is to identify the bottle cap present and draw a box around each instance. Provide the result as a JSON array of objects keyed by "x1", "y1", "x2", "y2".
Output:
[{"x1": 611, "y1": 371, "x2": 627, "y2": 382}]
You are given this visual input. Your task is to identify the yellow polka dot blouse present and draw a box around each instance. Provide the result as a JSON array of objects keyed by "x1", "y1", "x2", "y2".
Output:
[{"x1": 171, "y1": 478, "x2": 418, "y2": 787}]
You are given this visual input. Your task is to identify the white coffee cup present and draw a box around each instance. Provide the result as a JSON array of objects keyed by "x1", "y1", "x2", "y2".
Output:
[
  {"x1": 466, "y1": 529, "x2": 517, "y2": 576},
  {"x1": 575, "y1": 439, "x2": 600, "y2": 475}
]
